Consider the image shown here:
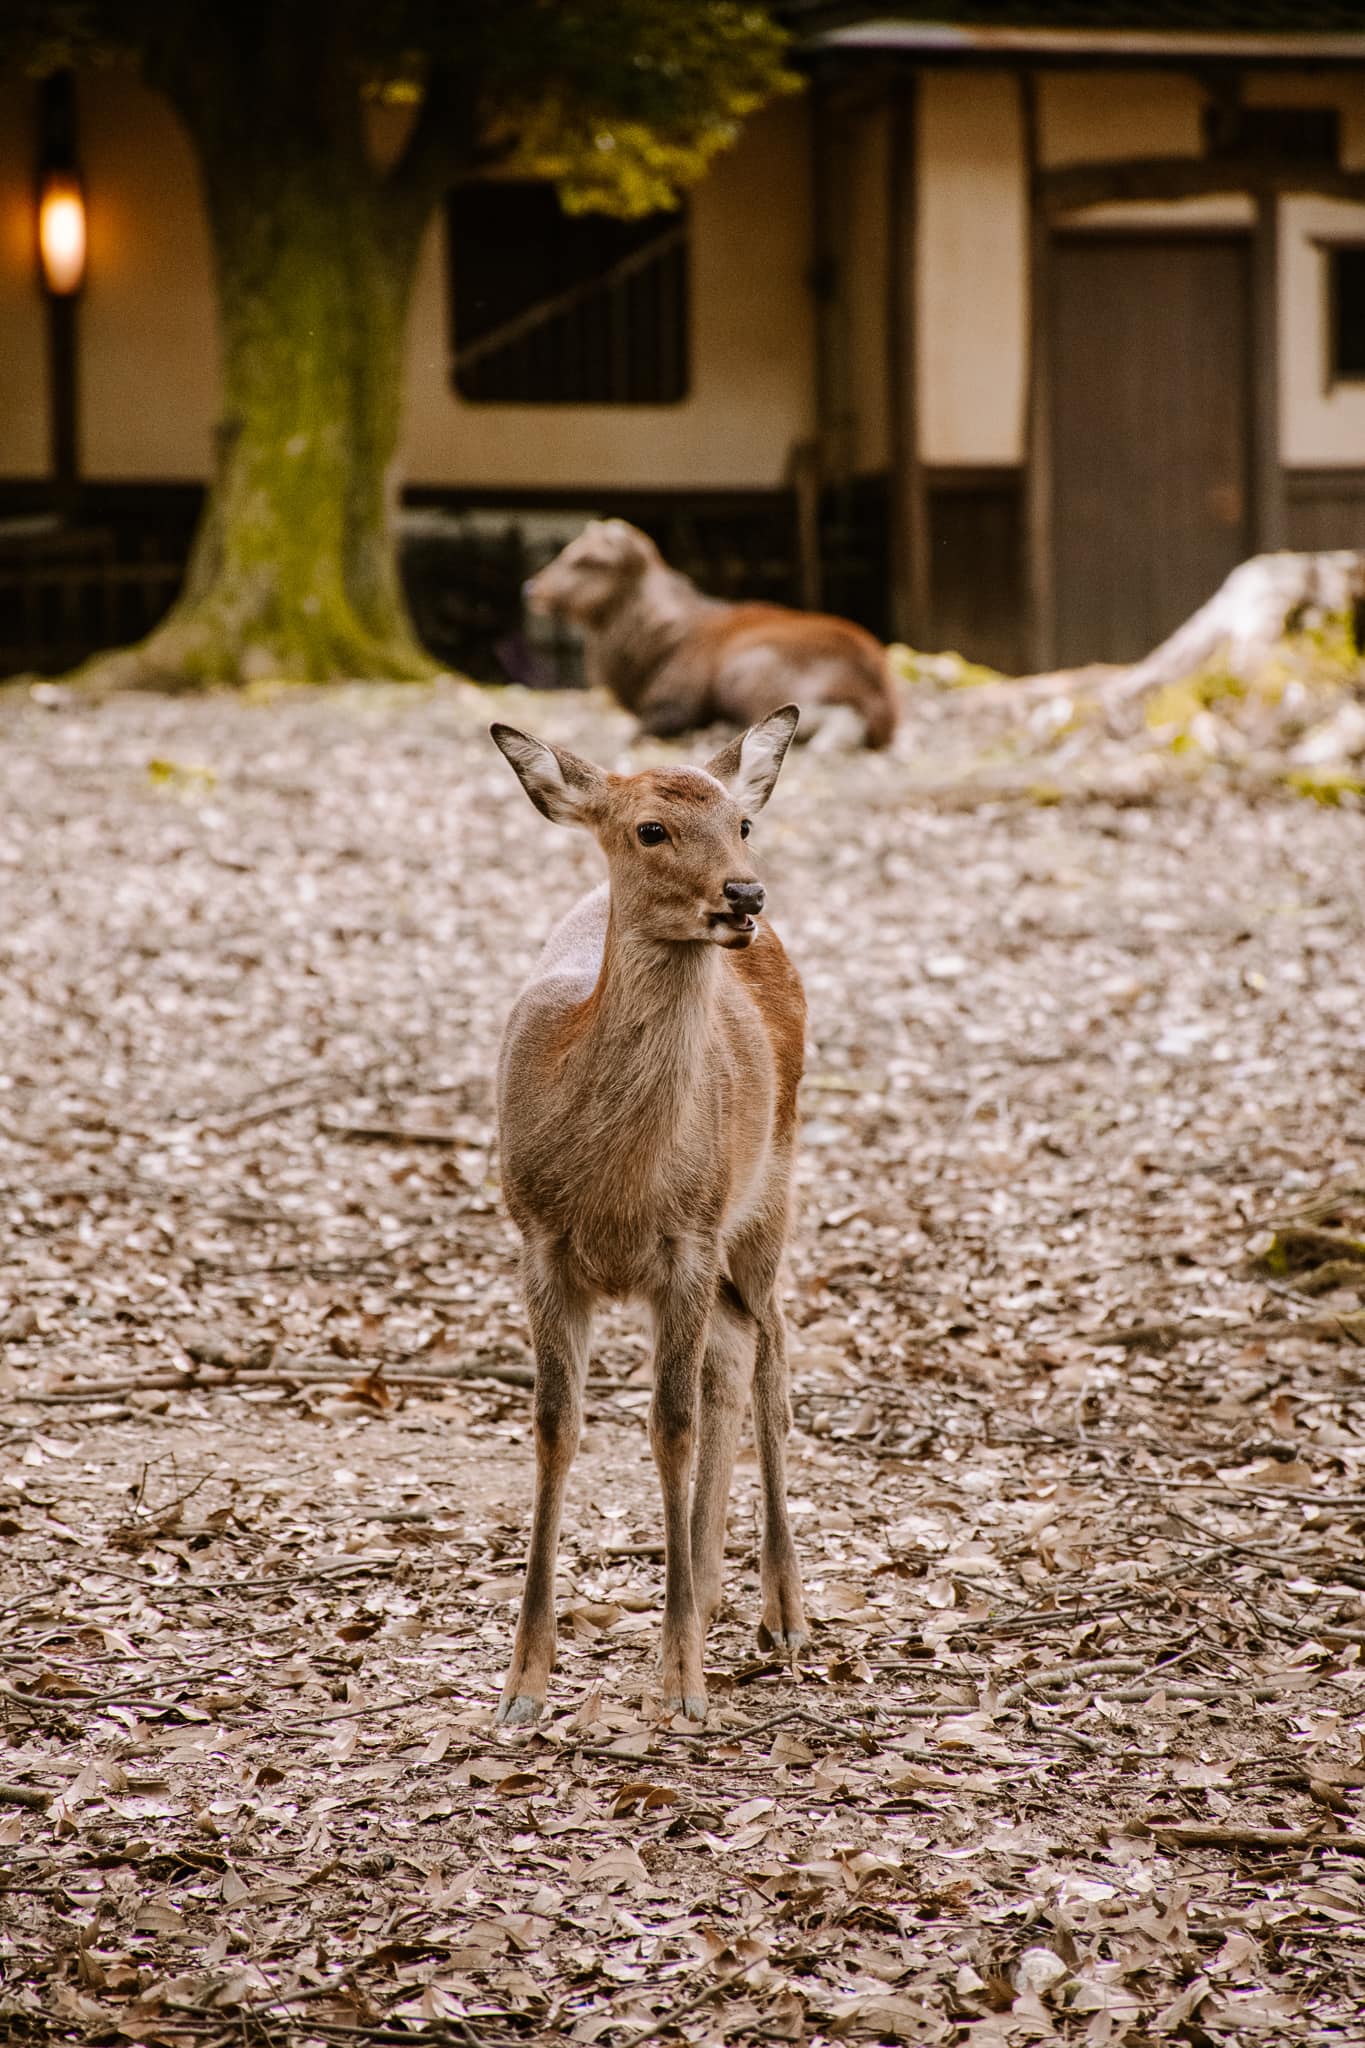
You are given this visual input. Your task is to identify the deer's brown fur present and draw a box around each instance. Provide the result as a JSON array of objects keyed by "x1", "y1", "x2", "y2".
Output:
[
  {"x1": 525, "y1": 518, "x2": 897, "y2": 750},
  {"x1": 489, "y1": 708, "x2": 808, "y2": 1723}
]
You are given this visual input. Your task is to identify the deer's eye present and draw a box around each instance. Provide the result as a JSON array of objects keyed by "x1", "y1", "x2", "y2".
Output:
[
  {"x1": 740, "y1": 819, "x2": 752, "y2": 840},
  {"x1": 637, "y1": 821, "x2": 668, "y2": 846}
]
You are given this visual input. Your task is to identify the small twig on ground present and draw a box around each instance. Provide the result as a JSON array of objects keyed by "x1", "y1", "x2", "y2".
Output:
[
  {"x1": 662, "y1": 1703, "x2": 810, "y2": 1748},
  {"x1": 320, "y1": 1120, "x2": 468, "y2": 1150},
  {"x1": 620, "y1": 1968, "x2": 734, "y2": 2045},
  {"x1": 264, "y1": 1684, "x2": 464, "y2": 1734}
]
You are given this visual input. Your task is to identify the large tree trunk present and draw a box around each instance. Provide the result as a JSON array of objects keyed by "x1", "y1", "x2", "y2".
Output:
[{"x1": 77, "y1": 77, "x2": 438, "y2": 690}]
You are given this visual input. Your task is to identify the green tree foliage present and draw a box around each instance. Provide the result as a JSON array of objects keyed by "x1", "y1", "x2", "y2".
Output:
[{"x1": 9, "y1": 2, "x2": 796, "y2": 686}]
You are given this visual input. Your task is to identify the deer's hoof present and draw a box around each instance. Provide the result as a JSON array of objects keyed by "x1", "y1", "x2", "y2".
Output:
[
  {"x1": 757, "y1": 1622, "x2": 808, "y2": 1659},
  {"x1": 495, "y1": 1692, "x2": 544, "y2": 1727},
  {"x1": 664, "y1": 1693, "x2": 708, "y2": 1723}
]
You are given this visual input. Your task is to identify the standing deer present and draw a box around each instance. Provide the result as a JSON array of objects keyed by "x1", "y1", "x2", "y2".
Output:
[{"x1": 489, "y1": 706, "x2": 808, "y2": 1723}]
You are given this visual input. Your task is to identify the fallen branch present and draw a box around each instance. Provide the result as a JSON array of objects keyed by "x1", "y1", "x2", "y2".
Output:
[
  {"x1": 1144, "y1": 1821, "x2": 1365, "y2": 1856},
  {"x1": 1, "y1": 1358, "x2": 540, "y2": 1404},
  {"x1": 1101, "y1": 1678, "x2": 1331, "y2": 1706},
  {"x1": 998, "y1": 1655, "x2": 1151, "y2": 1707},
  {"x1": 1, "y1": 1355, "x2": 662, "y2": 1409},
  {"x1": 0, "y1": 1780, "x2": 51, "y2": 1811},
  {"x1": 1085, "y1": 1313, "x2": 1365, "y2": 1350}
]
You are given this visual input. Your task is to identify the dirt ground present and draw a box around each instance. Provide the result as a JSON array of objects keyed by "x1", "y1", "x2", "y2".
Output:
[{"x1": 2, "y1": 675, "x2": 1365, "y2": 2047}]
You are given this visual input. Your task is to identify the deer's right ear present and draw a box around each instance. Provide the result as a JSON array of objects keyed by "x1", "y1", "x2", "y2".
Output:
[{"x1": 490, "y1": 725, "x2": 604, "y2": 826}]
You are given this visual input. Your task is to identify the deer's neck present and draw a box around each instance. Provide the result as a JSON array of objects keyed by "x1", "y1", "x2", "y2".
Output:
[
  {"x1": 574, "y1": 909, "x2": 718, "y2": 1136},
  {"x1": 589, "y1": 567, "x2": 712, "y2": 707}
]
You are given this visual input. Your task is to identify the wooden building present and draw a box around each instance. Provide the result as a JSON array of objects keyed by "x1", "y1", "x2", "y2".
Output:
[{"x1": 4, "y1": 4, "x2": 1365, "y2": 677}]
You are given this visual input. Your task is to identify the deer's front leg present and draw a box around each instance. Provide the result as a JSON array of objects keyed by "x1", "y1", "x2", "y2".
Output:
[
  {"x1": 649, "y1": 1261, "x2": 714, "y2": 1720},
  {"x1": 690, "y1": 1284, "x2": 756, "y2": 1633},
  {"x1": 497, "y1": 1254, "x2": 591, "y2": 1726}
]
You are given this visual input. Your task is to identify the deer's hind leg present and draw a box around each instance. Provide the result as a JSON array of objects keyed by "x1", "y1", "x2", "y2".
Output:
[
  {"x1": 497, "y1": 1247, "x2": 592, "y2": 1726},
  {"x1": 729, "y1": 1219, "x2": 807, "y2": 1658},
  {"x1": 690, "y1": 1279, "x2": 758, "y2": 1637},
  {"x1": 750, "y1": 1296, "x2": 807, "y2": 1653}
]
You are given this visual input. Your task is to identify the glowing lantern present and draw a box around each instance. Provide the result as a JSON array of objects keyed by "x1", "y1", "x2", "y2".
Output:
[{"x1": 38, "y1": 171, "x2": 86, "y2": 296}]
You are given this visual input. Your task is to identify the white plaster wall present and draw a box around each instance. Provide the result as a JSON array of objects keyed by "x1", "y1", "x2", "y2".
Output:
[
  {"x1": 916, "y1": 70, "x2": 1028, "y2": 466},
  {"x1": 400, "y1": 100, "x2": 815, "y2": 489},
  {"x1": 0, "y1": 77, "x2": 51, "y2": 475},
  {"x1": 76, "y1": 69, "x2": 220, "y2": 478},
  {"x1": 2, "y1": 80, "x2": 813, "y2": 491},
  {"x1": 1280, "y1": 193, "x2": 1365, "y2": 467},
  {"x1": 1039, "y1": 70, "x2": 1206, "y2": 168}
]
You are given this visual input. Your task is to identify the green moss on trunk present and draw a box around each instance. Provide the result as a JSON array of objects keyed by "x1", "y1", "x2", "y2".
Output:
[{"x1": 77, "y1": 132, "x2": 436, "y2": 690}]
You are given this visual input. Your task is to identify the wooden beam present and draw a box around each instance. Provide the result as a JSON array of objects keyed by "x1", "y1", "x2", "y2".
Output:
[
  {"x1": 46, "y1": 294, "x2": 79, "y2": 506},
  {"x1": 885, "y1": 72, "x2": 929, "y2": 643},
  {"x1": 797, "y1": 70, "x2": 837, "y2": 611},
  {"x1": 39, "y1": 72, "x2": 81, "y2": 514},
  {"x1": 1022, "y1": 72, "x2": 1056, "y2": 675},
  {"x1": 1042, "y1": 154, "x2": 1365, "y2": 217},
  {"x1": 1251, "y1": 190, "x2": 1286, "y2": 553}
]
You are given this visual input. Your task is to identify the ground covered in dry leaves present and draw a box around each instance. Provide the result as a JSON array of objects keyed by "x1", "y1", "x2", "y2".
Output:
[{"x1": 2, "y1": 675, "x2": 1365, "y2": 2048}]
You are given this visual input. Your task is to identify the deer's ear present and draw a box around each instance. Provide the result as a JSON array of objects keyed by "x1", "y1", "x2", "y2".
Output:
[
  {"x1": 490, "y1": 726, "x2": 605, "y2": 826},
  {"x1": 705, "y1": 704, "x2": 799, "y2": 814}
]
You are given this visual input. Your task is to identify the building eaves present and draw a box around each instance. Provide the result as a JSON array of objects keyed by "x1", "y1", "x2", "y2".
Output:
[{"x1": 786, "y1": 3, "x2": 1365, "y2": 58}]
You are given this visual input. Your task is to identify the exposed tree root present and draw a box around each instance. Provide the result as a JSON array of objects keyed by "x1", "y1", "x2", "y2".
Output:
[{"x1": 59, "y1": 598, "x2": 438, "y2": 697}]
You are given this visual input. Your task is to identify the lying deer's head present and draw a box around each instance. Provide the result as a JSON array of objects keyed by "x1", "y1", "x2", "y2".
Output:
[
  {"x1": 522, "y1": 520, "x2": 658, "y2": 626},
  {"x1": 490, "y1": 708, "x2": 799, "y2": 950}
]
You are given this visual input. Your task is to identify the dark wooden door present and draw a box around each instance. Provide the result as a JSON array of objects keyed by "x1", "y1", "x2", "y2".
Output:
[{"x1": 1049, "y1": 235, "x2": 1251, "y2": 667}]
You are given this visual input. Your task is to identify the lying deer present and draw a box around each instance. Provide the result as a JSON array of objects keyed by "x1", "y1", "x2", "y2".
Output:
[
  {"x1": 524, "y1": 519, "x2": 897, "y2": 751},
  {"x1": 489, "y1": 707, "x2": 808, "y2": 1723}
]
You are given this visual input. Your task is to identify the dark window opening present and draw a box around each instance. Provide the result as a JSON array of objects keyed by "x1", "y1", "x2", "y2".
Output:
[
  {"x1": 1203, "y1": 103, "x2": 1340, "y2": 164},
  {"x1": 447, "y1": 181, "x2": 689, "y2": 405},
  {"x1": 1329, "y1": 245, "x2": 1365, "y2": 384}
]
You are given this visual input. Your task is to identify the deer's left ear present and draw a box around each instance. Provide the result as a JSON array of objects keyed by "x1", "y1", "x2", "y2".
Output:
[{"x1": 706, "y1": 705, "x2": 799, "y2": 815}]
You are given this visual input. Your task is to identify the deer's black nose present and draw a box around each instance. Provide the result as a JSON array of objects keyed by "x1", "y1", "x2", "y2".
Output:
[{"x1": 724, "y1": 879, "x2": 765, "y2": 915}]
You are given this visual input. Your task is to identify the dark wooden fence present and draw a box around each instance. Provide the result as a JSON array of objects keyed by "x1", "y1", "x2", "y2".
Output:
[
  {"x1": 0, "y1": 505, "x2": 192, "y2": 679},
  {"x1": 0, "y1": 481, "x2": 891, "y2": 682}
]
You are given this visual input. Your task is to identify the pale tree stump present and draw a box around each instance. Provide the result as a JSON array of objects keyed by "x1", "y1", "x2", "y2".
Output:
[{"x1": 1103, "y1": 549, "x2": 1365, "y2": 707}]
